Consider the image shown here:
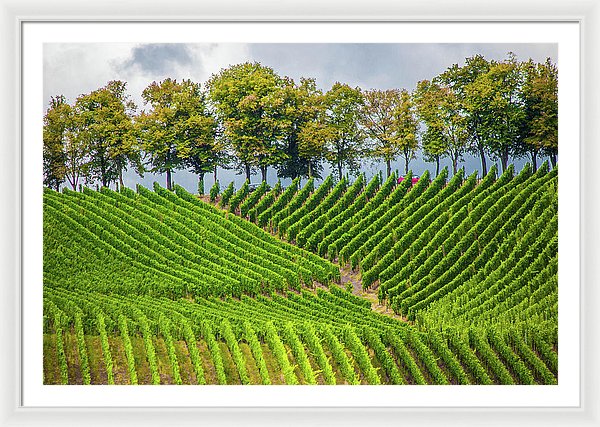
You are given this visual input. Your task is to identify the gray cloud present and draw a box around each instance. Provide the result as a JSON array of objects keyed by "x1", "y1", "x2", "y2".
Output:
[
  {"x1": 248, "y1": 43, "x2": 557, "y2": 91},
  {"x1": 44, "y1": 42, "x2": 557, "y2": 192},
  {"x1": 43, "y1": 43, "x2": 250, "y2": 111},
  {"x1": 118, "y1": 44, "x2": 195, "y2": 75}
]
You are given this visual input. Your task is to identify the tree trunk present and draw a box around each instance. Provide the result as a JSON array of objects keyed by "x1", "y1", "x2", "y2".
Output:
[
  {"x1": 500, "y1": 149, "x2": 508, "y2": 173},
  {"x1": 213, "y1": 165, "x2": 217, "y2": 182},
  {"x1": 436, "y1": 156, "x2": 440, "y2": 177},
  {"x1": 550, "y1": 152, "x2": 557, "y2": 168},
  {"x1": 166, "y1": 168, "x2": 172, "y2": 191},
  {"x1": 198, "y1": 173, "x2": 205, "y2": 195},
  {"x1": 404, "y1": 155, "x2": 409, "y2": 175},
  {"x1": 308, "y1": 162, "x2": 313, "y2": 178},
  {"x1": 260, "y1": 165, "x2": 267, "y2": 182},
  {"x1": 386, "y1": 159, "x2": 391, "y2": 178},
  {"x1": 67, "y1": 168, "x2": 79, "y2": 191},
  {"x1": 337, "y1": 159, "x2": 343, "y2": 181},
  {"x1": 452, "y1": 156, "x2": 458, "y2": 175},
  {"x1": 100, "y1": 154, "x2": 107, "y2": 188},
  {"x1": 119, "y1": 168, "x2": 124, "y2": 189},
  {"x1": 530, "y1": 149, "x2": 538, "y2": 173},
  {"x1": 478, "y1": 145, "x2": 487, "y2": 177},
  {"x1": 244, "y1": 163, "x2": 251, "y2": 182}
]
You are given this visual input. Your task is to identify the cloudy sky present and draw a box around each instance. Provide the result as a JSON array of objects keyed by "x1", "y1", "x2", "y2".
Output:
[{"x1": 44, "y1": 43, "x2": 557, "y2": 191}]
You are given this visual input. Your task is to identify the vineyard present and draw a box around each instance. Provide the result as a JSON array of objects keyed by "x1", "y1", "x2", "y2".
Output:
[{"x1": 43, "y1": 163, "x2": 558, "y2": 385}]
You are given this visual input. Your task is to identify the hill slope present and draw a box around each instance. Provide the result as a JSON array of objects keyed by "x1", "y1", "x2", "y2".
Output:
[{"x1": 43, "y1": 166, "x2": 558, "y2": 385}]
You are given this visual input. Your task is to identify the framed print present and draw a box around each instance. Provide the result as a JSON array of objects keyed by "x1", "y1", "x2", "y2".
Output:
[{"x1": 2, "y1": 0, "x2": 599, "y2": 426}]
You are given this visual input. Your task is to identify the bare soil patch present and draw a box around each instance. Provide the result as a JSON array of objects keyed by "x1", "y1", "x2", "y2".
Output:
[{"x1": 338, "y1": 264, "x2": 409, "y2": 323}]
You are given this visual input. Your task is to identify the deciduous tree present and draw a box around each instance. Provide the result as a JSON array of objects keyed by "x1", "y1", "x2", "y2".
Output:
[
  {"x1": 359, "y1": 89, "x2": 402, "y2": 177},
  {"x1": 394, "y1": 90, "x2": 420, "y2": 174},
  {"x1": 43, "y1": 95, "x2": 70, "y2": 190},
  {"x1": 277, "y1": 77, "x2": 325, "y2": 180},
  {"x1": 518, "y1": 58, "x2": 558, "y2": 170},
  {"x1": 137, "y1": 78, "x2": 214, "y2": 190},
  {"x1": 438, "y1": 55, "x2": 492, "y2": 176},
  {"x1": 481, "y1": 54, "x2": 526, "y2": 173},
  {"x1": 74, "y1": 80, "x2": 139, "y2": 188},
  {"x1": 207, "y1": 62, "x2": 286, "y2": 182},
  {"x1": 414, "y1": 80, "x2": 468, "y2": 175},
  {"x1": 323, "y1": 82, "x2": 366, "y2": 180},
  {"x1": 298, "y1": 120, "x2": 334, "y2": 179}
]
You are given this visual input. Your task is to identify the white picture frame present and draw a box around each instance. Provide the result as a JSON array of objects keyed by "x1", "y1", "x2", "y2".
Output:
[{"x1": 2, "y1": 0, "x2": 599, "y2": 425}]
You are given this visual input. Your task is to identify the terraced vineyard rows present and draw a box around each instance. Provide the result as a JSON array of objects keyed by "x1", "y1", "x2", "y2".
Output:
[
  {"x1": 44, "y1": 286, "x2": 556, "y2": 385},
  {"x1": 224, "y1": 163, "x2": 558, "y2": 337},
  {"x1": 43, "y1": 163, "x2": 558, "y2": 385}
]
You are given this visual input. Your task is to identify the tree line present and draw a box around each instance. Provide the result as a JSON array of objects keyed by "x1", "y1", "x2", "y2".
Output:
[{"x1": 43, "y1": 52, "x2": 557, "y2": 193}]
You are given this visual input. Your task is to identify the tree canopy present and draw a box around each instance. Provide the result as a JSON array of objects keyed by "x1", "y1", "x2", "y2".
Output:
[
  {"x1": 75, "y1": 80, "x2": 139, "y2": 188},
  {"x1": 43, "y1": 53, "x2": 558, "y2": 191},
  {"x1": 136, "y1": 78, "x2": 215, "y2": 190},
  {"x1": 323, "y1": 82, "x2": 366, "y2": 180},
  {"x1": 207, "y1": 62, "x2": 286, "y2": 182}
]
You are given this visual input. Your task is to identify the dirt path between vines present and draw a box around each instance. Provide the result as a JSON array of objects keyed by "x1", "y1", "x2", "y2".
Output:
[
  {"x1": 202, "y1": 195, "x2": 408, "y2": 323},
  {"x1": 338, "y1": 264, "x2": 408, "y2": 322}
]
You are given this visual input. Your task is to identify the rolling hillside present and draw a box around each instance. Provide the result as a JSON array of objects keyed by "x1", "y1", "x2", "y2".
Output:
[{"x1": 43, "y1": 163, "x2": 558, "y2": 385}]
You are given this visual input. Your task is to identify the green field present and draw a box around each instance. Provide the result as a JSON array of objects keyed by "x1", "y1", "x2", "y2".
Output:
[{"x1": 43, "y1": 163, "x2": 558, "y2": 385}]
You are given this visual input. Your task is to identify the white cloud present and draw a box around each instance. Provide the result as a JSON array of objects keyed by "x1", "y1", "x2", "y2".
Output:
[
  {"x1": 43, "y1": 42, "x2": 557, "y2": 192},
  {"x1": 44, "y1": 43, "x2": 252, "y2": 112},
  {"x1": 43, "y1": 43, "x2": 136, "y2": 106},
  {"x1": 44, "y1": 42, "x2": 556, "y2": 111}
]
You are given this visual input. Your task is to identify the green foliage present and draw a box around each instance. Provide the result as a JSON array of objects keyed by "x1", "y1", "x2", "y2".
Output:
[
  {"x1": 158, "y1": 314, "x2": 183, "y2": 384},
  {"x1": 240, "y1": 181, "x2": 269, "y2": 218},
  {"x1": 243, "y1": 321, "x2": 271, "y2": 385},
  {"x1": 264, "y1": 321, "x2": 299, "y2": 385},
  {"x1": 44, "y1": 55, "x2": 557, "y2": 196},
  {"x1": 46, "y1": 301, "x2": 70, "y2": 384},
  {"x1": 228, "y1": 180, "x2": 249, "y2": 213},
  {"x1": 277, "y1": 78, "x2": 326, "y2": 180},
  {"x1": 200, "y1": 321, "x2": 227, "y2": 384},
  {"x1": 359, "y1": 89, "x2": 404, "y2": 176},
  {"x1": 180, "y1": 318, "x2": 206, "y2": 384},
  {"x1": 247, "y1": 180, "x2": 281, "y2": 223},
  {"x1": 117, "y1": 314, "x2": 137, "y2": 385},
  {"x1": 96, "y1": 312, "x2": 115, "y2": 385},
  {"x1": 74, "y1": 313, "x2": 92, "y2": 385},
  {"x1": 219, "y1": 181, "x2": 235, "y2": 207},
  {"x1": 414, "y1": 80, "x2": 468, "y2": 174},
  {"x1": 363, "y1": 327, "x2": 403, "y2": 384},
  {"x1": 280, "y1": 322, "x2": 316, "y2": 384},
  {"x1": 323, "y1": 83, "x2": 367, "y2": 180},
  {"x1": 136, "y1": 78, "x2": 215, "y2": 190},
  {"x1": 209, "y1": 180, "x2": 220, "y2": 202},
  {"x1": 44, "y1": 160, "x2": 557, "y2": 386},
  {"x1": 207, "y1": 62, "x2": 287, "y2": 180},
  {"x1": 43, "y1": 95, "x2": 71, "y2": 190},
  {"x1": 43, "y1": 95, "x2": 90, "y2": 191},
  {"x1": 342, "y1": 325, "x2": 380, "y2": 385},
  {"x1": 299, "y1": 322, "x2": 336, "y2": 385},
  {"x1": 73, "y1": 80, "x2": 141, "y2": 188},
  {"x1": 319, "y1": 325, "x2": 359, "y2": 385},
  {"x1": 220, "y1": 319, "x2": 250, "y2": 384},
  {"x1": 257, "y1": 177, "x2": 300, "y2": 228},
  {"x1": 134, "y1": 309, "x2": 161, "y2": 385},
  {"x1": 519, "y1": 58, "x2": 558, "y2": 166}
]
